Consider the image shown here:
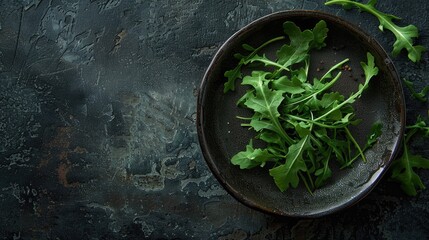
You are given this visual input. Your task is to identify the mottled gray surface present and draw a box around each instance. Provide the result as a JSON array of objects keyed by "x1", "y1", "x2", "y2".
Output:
[{"x1": 0, "y1": 0, "x2": 428, "y2": 239}]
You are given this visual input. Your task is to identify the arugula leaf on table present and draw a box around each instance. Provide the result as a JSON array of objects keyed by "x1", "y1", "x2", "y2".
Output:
[
  {"x1": 390, "y1": 117, "x2": 429, "y2": 196},
  {"x1": 325, "y1": 0, "x2": 426, "y2": 62},
  {"x1": 403, "y1": 79, "x2": 429, "y2": 103},
  {"x1": 390, "y1": 145, "x2": 429, "y2": 196}
]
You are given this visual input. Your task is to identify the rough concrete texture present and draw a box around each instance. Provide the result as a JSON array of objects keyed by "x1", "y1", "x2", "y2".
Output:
[{"x1": 0, "y1": 0, "x2": 428, "y2": 239}]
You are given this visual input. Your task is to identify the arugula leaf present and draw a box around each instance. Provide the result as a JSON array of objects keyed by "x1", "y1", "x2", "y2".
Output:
[
  {"x1": 242, "y1": 71, "x2": 294, "y2": 144},
  {"x1": 246, "y1": 54, "x2": 292, "y2": 72},
  {"x1": 231, "y1": 140, "x2": 276, "y2": 169},
  {"x1": 406, "y1": 117, "x2": 429, "y2": 136},
  {"x1": 277, "y1": 21, "x2": 313, "y2": 67},
  {"x1": 340, "y1": 122, "x2": 382, "y2": 169},
  {"x1": 403, "y1": 79, "x2": 429, "y2": 102},
  {"x1": 224, "y1": 36, "x2": 286, "y2": 93},
  {"x1": 224, "y1": 63, "x2": 243, "y2": 92},
  {"x1": 390, "y1": 144, "x2": 429, "y2": 196},
  {"x1": 269, "y1": 136, "x2": 310, "y2": 191},
  {"x1": 325, "y1": 0, "x2": 426, "y2": 62},
  {"x1": 311, "y1": 20, "x2": 329, "y2": 50},
  {"x1": 390, "y1": 117, "x2": 429, "y2": 196},
  {"x1": 360, "y1": 52, "x2": 379, "y2": 81},
  {"x1": 365, "y1": 121, "x2": 383, "y2": 148},
  {"x1": 315, "y1": 156, "x2": 333, "y2": 188},
  {"x1": 248, "y1": 117, "x2": 281, "y2": 133},
  {"x1": 271, "y1": 76, "x2": 306, "y2": 94},
  {"x1": 282, "y1": 21, "x2": 314, "y2": 49},
  {"x1": 257, "y1": 131, "x2": 284, "y2": 146}
]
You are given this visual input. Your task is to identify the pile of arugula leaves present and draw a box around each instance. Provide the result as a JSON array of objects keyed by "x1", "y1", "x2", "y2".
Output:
[
  {"x1": 325, "y1": 0, "x2": 429, "y2": 196},
  {"x1": 224, "y1": 20, "x2": 381, "y2": 193}
]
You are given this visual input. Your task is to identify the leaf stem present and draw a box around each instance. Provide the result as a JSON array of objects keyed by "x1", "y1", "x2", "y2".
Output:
[
  {"x1": 283, "y1": 114, "x2": 348, "y2": 129},
  {"x1": 255, "y1": 36, "x2": 286, "y2": 53},
  {"x1": 344, "y1": 127, "x2": 367, "y2": 163},
  {"x1": 243, "y1": 36, "x2": 288, "y2": 63},
  {"x1": 249, "y1": 57, "x2": 291, "y2": 72},
  {"x1": 320, "y1": 58, "x2": 349, "y2": 82},
  {"x1": 286, "y1": 71, "x2": 343, "y2": 107},
  {"x1": 314, "y1": 75, "x2": 370, "y2": 122},
  {"x1": 299, "y1": 171, "x2": 314, "y2": 195}
]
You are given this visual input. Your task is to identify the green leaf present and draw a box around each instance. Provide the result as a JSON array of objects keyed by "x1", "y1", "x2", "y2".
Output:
[
  {"x1": 242, "y1": 43, "x2": 256, "y2": 51},
  {"x1": 292, "y1": 121, "x2": 311, "y2": 138},
  {"x1": 276, "y1": 45, "x2": 310, "y2": 69},
  {"x1": 390, "y1": 145, "x2": 429, "y2": 196},
  {"x1": 285, "y1": 70, "x2": 343, "y2": 107},
  {"x1": 257, "y1": 131, "x2": 284, "y2": 146},
  {"x1": 365, "y1": 121, "x2": 382, "y2": 148},
  {"x1": 271, "y1": 76, "x2": 306, "y2": 94},
  {"x1": 406, "y1": 117, "x2": 429, "y2": 138},
  {"x1": 325, "y1": 0, "x2": 426, "y2": 62},
  {"x1": 320, "y1": 92, "x2": 344, "y2": 108},
  {"x1": 311, "y1": 20, "x2": 329, "y2": 50},
  {"x1": 403, "y1": 79, "x2": 429, "y2": 102},
  {"x1": 269, "y1": 136, "x2": 310, "y2": 191},
  {"x1": 223, "y1": 36, "x2": 286, "y2": 93},
  {"x1": 249, "y1": 118, "x2": 278, "y2": 132},
  {"x1": 360, "y1": 52, "x2": 379, "y2": 81},
  {"x1": 242, "y1": 71, "x2": 294, "y2": 144},
  {"x1": 325, "y1": 107, "x2": 343, "y2": 121},
  {"x1": 246, "y1": 54, "x2": 291, "y2": 72},
  {"x1": 389, "y1": 116, "x2": 429, "y2": 196},
  {"x1": 315, "y1": 157, "x2": 333, "y2": 188},
  {"x1": 242, "y1": 71, "x2": 284, "y2": 118},
  {"x1": 224, "y1": 63, "x2": 243, "y2": 92},
  {"x1": 236, "y1": 89, "x2": 255, "y2": 107},
  {"x1": 277, "y1": 22, "x2": 314, "y2": 67},
  {"x1": 283, "y1": 21, "x2": 314, "y2": 48},
  {"x1": 231, "y1": 140, "x2": 276, "y2": 169},
  {"x1": 291, "y1": 66, "x2": 309, "y2": 83}
]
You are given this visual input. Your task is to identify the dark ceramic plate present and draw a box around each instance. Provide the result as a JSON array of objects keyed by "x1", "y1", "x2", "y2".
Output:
[{"x1": 197, "y1": 10, "x2": 405, "y2": 217}]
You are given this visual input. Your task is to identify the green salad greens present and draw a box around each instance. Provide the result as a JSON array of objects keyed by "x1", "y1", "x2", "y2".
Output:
[{"x1": 224, "y1": 20, "x2": 381, "y2": 193}]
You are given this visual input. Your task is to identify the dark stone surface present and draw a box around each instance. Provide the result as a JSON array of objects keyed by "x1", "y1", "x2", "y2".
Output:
[{"x1": 0, "y1": 0, "x2": 428, "y2": 239}]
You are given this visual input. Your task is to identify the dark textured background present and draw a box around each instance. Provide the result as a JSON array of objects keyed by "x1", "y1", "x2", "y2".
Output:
[{"x1": 0, "y1": 0, "x2": 428, "y2": 239}]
